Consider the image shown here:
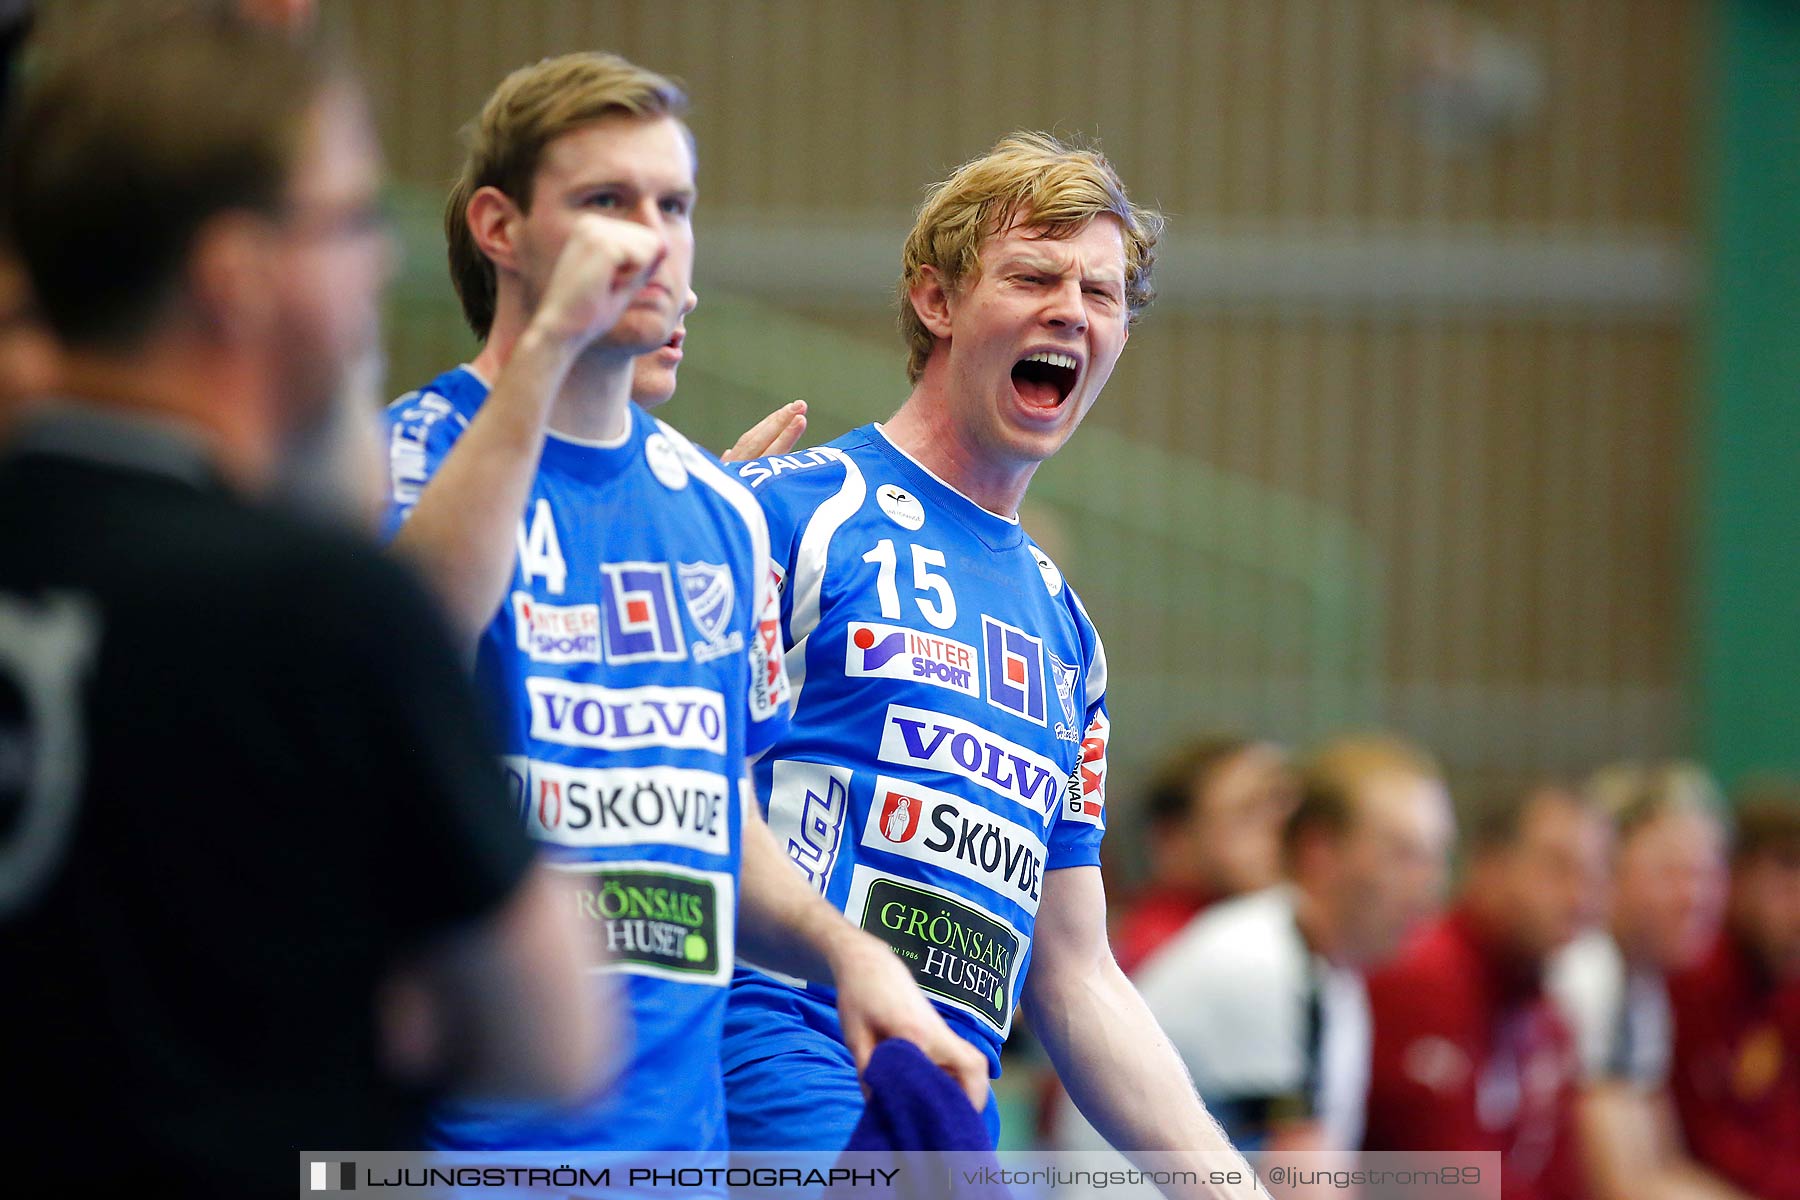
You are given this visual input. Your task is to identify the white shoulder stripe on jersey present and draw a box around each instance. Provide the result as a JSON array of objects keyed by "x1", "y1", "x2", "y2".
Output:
[
  {"x1": 659, "y1": 420, "x2": 774, "y2": 582},
  {"x1": 1065, "y1": 585, "x2": 1108, "y2": 708},
  {"x1": 661, "y1": 421, "x2": 792, "y2": 725},
  {"x1": 785, "y1": 446, "x2": 864, "y2": 706}
]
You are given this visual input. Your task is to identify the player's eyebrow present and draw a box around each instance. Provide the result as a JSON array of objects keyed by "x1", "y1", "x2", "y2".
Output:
[
  {"x1": 995, "y1": 253, "x2": 1065, "y2": 274},
  {"x1": 563, "y1": 176, "x2": 696, "y2": 199}
]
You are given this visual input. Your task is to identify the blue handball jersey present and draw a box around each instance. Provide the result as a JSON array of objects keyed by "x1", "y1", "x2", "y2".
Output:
[
  {"x1": 382, "y1": 366, "x2": 790, "y2": 1153},
  {"x1": 722, "y1": 424, "x2": 1111, "y2": 1076}
]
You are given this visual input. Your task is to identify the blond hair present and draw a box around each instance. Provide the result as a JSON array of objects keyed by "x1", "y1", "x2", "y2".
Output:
[
  {"x1": 897, "y1": 131, "x2": 1163, "y2": 384},
  {"x1": 1586, "y1": 761, "x2": 1727, "y2": 838},
  {"x1": 446, "y1": 52, "x2": 688, "y2": 339},
  {"x1": 1284, "y1": 734, "x2": 1443, "y2": 862}
]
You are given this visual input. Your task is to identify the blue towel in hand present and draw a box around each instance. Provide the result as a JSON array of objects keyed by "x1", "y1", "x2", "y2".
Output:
[{"x1": 832, "y1": 1039, "x2": 1011, "y2": 1199}]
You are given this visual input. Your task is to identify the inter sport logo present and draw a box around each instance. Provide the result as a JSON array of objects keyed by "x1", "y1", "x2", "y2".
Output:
[{"x1": 845, "y1": 621, "x2": 979, "y2": 697}]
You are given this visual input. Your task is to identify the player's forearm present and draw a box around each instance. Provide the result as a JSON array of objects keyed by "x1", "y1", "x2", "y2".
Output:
[
  {"x1": 1034, "y1": 957, "x2": 1263, "y2": 1200},
  {"x1": 390, "y1": 325, "x2": 580, "y2": 647},
  {"x1": 734, "y1": 802, "x2": 864, "y2": 983}
]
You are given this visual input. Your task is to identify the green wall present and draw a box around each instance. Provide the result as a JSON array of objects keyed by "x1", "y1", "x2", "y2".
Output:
[{"x1": 1698, "y1": 0, "x2": 1800, "y2": 786}]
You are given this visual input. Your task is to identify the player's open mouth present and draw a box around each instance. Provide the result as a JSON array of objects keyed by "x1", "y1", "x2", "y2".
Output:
[{"x1": 1010, "y1": 349, "x2": 1079, "y2": 410}]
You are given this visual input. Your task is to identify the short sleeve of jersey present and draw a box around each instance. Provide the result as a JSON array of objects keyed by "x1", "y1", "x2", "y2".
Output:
[
  {"x1": 1046, "y1": 596, "x2": 1109, "y2": 871},
  {"x1": 379, "y1": 385, "x2": 471, "y2": 543}
]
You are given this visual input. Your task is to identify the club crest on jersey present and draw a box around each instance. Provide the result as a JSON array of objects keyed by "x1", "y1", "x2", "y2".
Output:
[
  {"x1": 846, "y1": 621, "x2": 979, "y2": 698},
  {"x1": 1047, "y1": 649, "x2": 1081, "y2": 741},
  {"x1": 876, "y1": 483, "x2": 925, "y2": 531},
  {"x1": 601, "y1": 562, "x2": 686, "y2": 663},
  {"x1": 678, "y1": 561, "x2": 743, "y2": 663},
  {"x1": 982, "y1": 616, "x2": 1045, "y2": 726},
  {"x1": 876, "y1": 789, "x2": 925, "y2": 844}
]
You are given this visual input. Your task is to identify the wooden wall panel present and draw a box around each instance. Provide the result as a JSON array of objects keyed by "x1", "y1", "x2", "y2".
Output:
[{"x1": 36, "y1": 1, "x2": 1703, "y2": 804}]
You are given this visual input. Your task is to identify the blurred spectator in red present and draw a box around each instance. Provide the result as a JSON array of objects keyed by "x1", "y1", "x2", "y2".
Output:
[
  {"x1": 1364, "y1": 783, "x2": 1612, "y2": 1200},
  {"x1": 1112, "y1": 735, "x2": 1296, "y2": 975},
  {"x1": 1057, "y1": 734, "x2": 1453, "y2": 1157},
  {"x1": 1548, "y1": 762, "x2": 1746, "y2": 1200},
  {"x1": 1667, "y1": 789, "x2": 1800, "y2": 1200}
]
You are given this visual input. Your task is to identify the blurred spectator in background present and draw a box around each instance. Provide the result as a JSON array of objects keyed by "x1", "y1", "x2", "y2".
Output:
[
  {"x1": 1548, "y1": 762, "x2": 1745, "y2": 1200},
  {"x1": 1363, "y1": 783, "x2": 1611, "y2": 1200},
  {"x1": 1667, "y1": 790, "x2": 1800, "y2": 1200},
  {"x1": 1057, "y1": 734, "x2": 1452, "y2": 1158},
  {"x1": 1111, "y1": 735, "x2": 1297, "y2": 975},
  {"x1": 0, "y1": 14, "x2": 598, "y2": 1197}
]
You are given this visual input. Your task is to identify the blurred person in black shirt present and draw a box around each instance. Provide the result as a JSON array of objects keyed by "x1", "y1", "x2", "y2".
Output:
[{"x1": 0, "y1": 12, "x2": 602, "y2": 1196}]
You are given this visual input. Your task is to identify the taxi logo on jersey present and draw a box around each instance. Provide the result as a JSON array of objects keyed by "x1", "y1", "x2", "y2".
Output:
[
  {"x1": 601, "y1": 562, "x2": 686, "y2": 663},
  {"x1": 982, "y1": 616, "x2": 1045, "y2": 726},
  {"x1": 679, "y1": 561, "x2": 744, "y2": 663},
  {"x1": 1063, "y1": 711, "x2": 1109, "y2": 826},
  {"x1": 1047, "y1": 649, "x2": 1081, "y2": 741},
  {"x1": 512, "y1": 593, "x2": 602, "y2": 664},
  {"x1": 749, "y1": 575, "x2": 788, "y2": 721},
  {"x1": 876, "y1": 484, "x2": 925, "y2": 531},
  {"x1": 846, "y1": 621, "x2": 979, "y2": 697}
]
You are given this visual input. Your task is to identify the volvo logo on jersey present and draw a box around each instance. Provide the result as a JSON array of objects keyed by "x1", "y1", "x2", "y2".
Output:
[
  {"x1": 855, "y1": 868, "x2": 1023, "y2": 1035},
  {"x1": 526, "y1": 678, "x2": 726, "y2": 754},
  {"x1": 876, "y1": 704, "x2": 1064, "y2": 815},
  {"x1": 982, "y1": 616, "x2": 1045, "y2": 726},
  {"x1": 600, "y1": 562, "x2": 686, "y2": 663},
  {"x1": 845, "y1": 621, "x2": 979, "y2": 697},
  {"x1": 678, "y1": 561, "x2": 744, "y2": 663}
]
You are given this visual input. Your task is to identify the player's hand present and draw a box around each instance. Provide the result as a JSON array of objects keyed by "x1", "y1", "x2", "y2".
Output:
[
  {"x1": 720, "y1": 400, "x2": 808, "y2": 463},
  {"x1": 530, "y1": 214, "x2": 667, "y2": 349},
  {"x1": 829, "y1": 930, "x2": 990, "y2": 1112}
]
